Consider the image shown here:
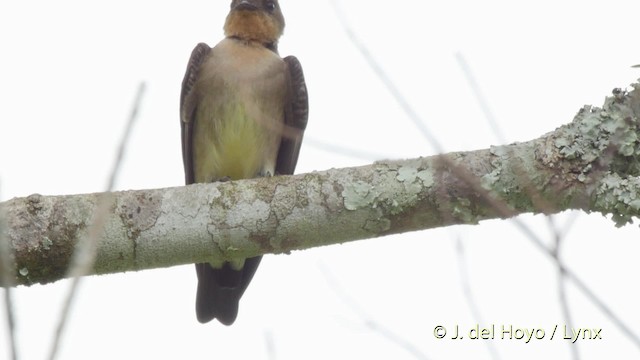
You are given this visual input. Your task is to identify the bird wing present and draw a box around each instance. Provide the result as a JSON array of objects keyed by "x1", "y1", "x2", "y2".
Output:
[
  {"x1": 276, "y1": 55, "x2": 309, "y2": 175},
  {"x1": 180, "y1": 42, "x2": 211, "y2": 185}
]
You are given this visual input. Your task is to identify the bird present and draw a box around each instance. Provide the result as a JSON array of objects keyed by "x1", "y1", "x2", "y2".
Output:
[{"x1": 179, "y1": 0, "x2": 308, "y2": 325}]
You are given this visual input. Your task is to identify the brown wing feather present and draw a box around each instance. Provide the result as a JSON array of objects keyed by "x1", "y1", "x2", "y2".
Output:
[
  {"x1": 276, "y1": 55, "x2": 309, "y2": 175},
  {"x1": 180, "y1": 42, "x2": 211, "y2": 185}
]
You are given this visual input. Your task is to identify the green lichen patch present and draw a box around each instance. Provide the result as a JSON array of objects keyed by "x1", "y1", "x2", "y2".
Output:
[{"x1": 343, "y1": 181, "x2": 380, "y2": 211}]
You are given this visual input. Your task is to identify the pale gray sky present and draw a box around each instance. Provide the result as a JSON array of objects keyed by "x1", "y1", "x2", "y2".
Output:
[{"x1": 1, "y1": 0, "x2": 640, "y2": 359}]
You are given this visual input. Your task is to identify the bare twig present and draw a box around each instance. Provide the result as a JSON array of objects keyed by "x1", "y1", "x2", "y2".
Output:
[
  {"x1": 47, "y1": 82, "x2": 146, "y2": 360},
  {"x1": 331, "y1": 2, "x2": 640, "y2": 353},
  {"x1": 455, "y1": 237, "x2": 500, "y2": 360},
  {"x1": 328, "y1": 0, "x2": 443, "y2": 154},
  {"x1": 454, "y1": 52, "x2": 507, "y2": 144},
  {"x1": 305, "y1": 136, "x2": 391, "y2": 162},
  {"x1": 455, "y1": 52, "x2": 560, "y2": 215},
  {"x1": 455, "y1": 53, "x2": 579, "y2": 359},
  {"x1": 548, "y1": 216, "x2": 580, "y2": 360},
  {"x1": 319, "y1": 263, "x2": 432, "y2": 360},
  {"x1": 484, "y1": 172, "x2": 640, "y2": 350},
  {"x1": 450, "y1": 57, "x2": 501, "y2": 360}
]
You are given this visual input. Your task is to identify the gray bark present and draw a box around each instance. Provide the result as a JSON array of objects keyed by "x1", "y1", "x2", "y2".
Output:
[{"x1": 2, "y1": 83, "x2": 640, "y2": 287}]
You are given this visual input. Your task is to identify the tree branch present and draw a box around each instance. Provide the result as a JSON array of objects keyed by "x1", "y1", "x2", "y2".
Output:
[{"x1": 2, "y1": 82, "x2": 640, "y2": 287}]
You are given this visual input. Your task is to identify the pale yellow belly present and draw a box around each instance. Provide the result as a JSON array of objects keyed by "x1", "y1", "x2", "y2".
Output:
[{"x1": 193, "y1": 100, "x2": 283, "y2": 182}]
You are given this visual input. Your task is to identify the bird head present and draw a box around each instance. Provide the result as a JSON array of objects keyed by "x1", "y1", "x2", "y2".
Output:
[{"x1": 224, "y1": 0, "x2": 285, "y2": 46}]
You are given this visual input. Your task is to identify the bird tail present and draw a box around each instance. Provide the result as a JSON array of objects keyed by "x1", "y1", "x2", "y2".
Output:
[{"x1": 195, "y1": 256, "x2": 262, "y2": 325}]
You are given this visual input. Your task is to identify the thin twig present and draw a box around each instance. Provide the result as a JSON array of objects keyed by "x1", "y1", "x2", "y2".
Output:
[
  {"x1": 456, "y1": 53, "x2": 582, "y2": 357},
  {"x1": 319, "y1": 263, "x2": 432, "y2": 360},
  {"x1": 328, "y1": 0, "x2": 443, "y2": 154},
  {"x1": 331, "y1": 2, "x2": 640, "y2": 352},
  {"x1": 0, "y1": 183, "x2": 18, "y2": 360},
  {"x1": 454, "y1": 53, "x2": 507, "y2": 144},
  {"x1": 432, "y1": 108, "x2": 640, "y2": 349},
  {"x1": 548, "y1": 216, "x2": 580, "y2": 360},
  {"x1": 455, "y1": 237, "x2": 500, "y2": 360},
  {"x1": 481, "y1": 173, "x2": 640, "y2": 349},
  {"x1": 456, "y1": 52, "x2": 579, "y2": 360},
  {"x1": 535, "y1": 220, "x2": 640, "y2": 348},
  {"x1": 456, "y1": 53, "x2": 562, "y2": 215},
  {"x1": 305, "y1": 136, "x2": 391, "y2": 162},
  {"x1": 47, "y1": 82, "x2": 146, "y2": 360}
]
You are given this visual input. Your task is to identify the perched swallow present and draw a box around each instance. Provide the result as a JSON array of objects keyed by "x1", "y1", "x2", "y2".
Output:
[{"x1": 179, "y1": 0, "x2": 308, "y2": 325}]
